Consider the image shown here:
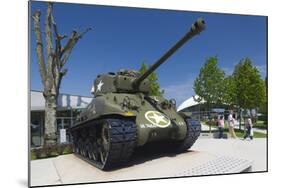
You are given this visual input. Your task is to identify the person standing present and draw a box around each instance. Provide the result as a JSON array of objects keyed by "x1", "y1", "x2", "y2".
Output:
[
  {"x1": 228, "y1": 110, "x2": 237, "y2": 138},
  {"x1": 244, "y1": 116, "x2": 253, "y2": 140},
  {"x1": 217, "y1": 115, "x2": 225, "y2": 139}
]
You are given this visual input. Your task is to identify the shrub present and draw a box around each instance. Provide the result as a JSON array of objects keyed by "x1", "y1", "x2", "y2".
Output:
[{"x1": 30, "y1": 143, "x2": 73, "y2": 160}]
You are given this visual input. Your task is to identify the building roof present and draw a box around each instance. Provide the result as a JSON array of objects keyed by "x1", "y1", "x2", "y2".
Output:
[
  {"x1": 177, "y1": 95, "x2": 205, "y2": 112},
  {"x1": 31, "y1": 90, "x2": 93, "y2": 111}
]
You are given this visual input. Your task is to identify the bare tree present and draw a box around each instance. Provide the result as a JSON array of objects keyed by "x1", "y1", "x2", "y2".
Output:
[{"x1": 32, "y1": 2, "x2": 91, "y2": 144}]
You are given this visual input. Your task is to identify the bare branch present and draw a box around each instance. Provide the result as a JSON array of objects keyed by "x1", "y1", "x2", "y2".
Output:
[
  {"x1": 60, "y1": 35, "x2": 67, "y2": 40},
  {"x1": 60, "y1": 68, "x2": 68, "y2": 76},
  {"x1": 49, "y1": 4, "x2": 72, "y2": 93},
  {"x1": 60, "y1": 27, "x2": 92, "y2": 66},
  {"x1": 32, "y1": 9, "x2": 47, "y2": 86},
  {"x1": 79, "y1": 27, "x2": 92, "y2": 38},
  {"x1": 51, "y1": 16, "x2": 64, "y2": 91},
  {"x1": 51, "y1": 14, "x2": 62, "y2": 62}
]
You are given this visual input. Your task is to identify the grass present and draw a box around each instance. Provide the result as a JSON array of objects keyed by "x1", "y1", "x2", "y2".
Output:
[
  {"x1": 30, "y1": 144, "x2": 73, "y2": 160},
  {"x1": 202, "y1": 121, "x2": 267, "y2": 138},
  {"x1": 30, "y1": 151, "x2": 37, "y2": 160},
  {"x1": 201, "y1": 128, "x2": 266, "y2": 138},
  {"x1": 230, "y1": 128, "x2": 267, "y2": 138},
  {"x1": 253, "y1": 120, "x2": 267, "y2": 130}
]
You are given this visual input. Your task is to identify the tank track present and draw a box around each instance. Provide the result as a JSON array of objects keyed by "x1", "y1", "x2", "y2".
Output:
[
  {"x1": 176, "y1": 118, "x2": 201, "y2": 152},
  {"x1": 70, "y1": 118, "x2": 137, "y2": 170}
]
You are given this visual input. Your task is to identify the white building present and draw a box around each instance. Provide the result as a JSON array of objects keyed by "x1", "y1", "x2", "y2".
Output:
[
  {"x1": 30, "y1": 90, "x2": 92, "y2": 147},
  {"x1": 177, "y1": 95, "x2": 231, "y2": 120},
  {"x1": 177, "y1": 95, "x2": 205, "y2": 112}
]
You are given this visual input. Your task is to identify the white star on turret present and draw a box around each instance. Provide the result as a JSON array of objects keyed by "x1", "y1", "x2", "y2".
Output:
[{"x1": 97, "y1": 80, "x2": 104, "y2": 92}]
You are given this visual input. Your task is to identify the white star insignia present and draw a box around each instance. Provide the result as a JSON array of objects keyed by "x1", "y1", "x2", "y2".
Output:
[
  {"x1": 148, "y1": 113, "x2": 168, "y2": 124},
  {"x1": 145, "y1": 111, "x2": 171, "y2": 128},
  {"x1": 97, "y1": 80, "x2": 104, "y2": 92}
]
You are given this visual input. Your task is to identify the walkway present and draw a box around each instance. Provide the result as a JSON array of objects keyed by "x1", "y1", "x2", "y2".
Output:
[{"x1": 30, "y1": 138, "x2": 267, "y2": 187}]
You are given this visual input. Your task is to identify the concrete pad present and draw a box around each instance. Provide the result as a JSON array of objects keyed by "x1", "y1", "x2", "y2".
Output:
[{"x1": 54, "y1": 151, "x2": 220, "y2": 184}]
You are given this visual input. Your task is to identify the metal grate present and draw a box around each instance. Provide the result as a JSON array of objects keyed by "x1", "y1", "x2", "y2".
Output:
[{"x1": 175, "y1": 156, "x2": 252, "y2": 176}]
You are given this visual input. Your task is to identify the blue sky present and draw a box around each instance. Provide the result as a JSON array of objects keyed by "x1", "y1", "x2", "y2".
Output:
[{"x1": 30, "y1": 1, "x2": 267, "y2": 105}]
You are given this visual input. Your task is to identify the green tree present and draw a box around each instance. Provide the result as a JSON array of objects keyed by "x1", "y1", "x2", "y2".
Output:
[
  {"x1": 139, "y1": 63, "x2": 164, "y2": 96},
  {"x1": 193, "y1": 56, "x2": 225, "y2": 110},
  {"x1": 222, "y1": 75, "x2": 236, "y2": 107},
  {"x1": 232, "y1": 58, "x2": 266, "y2": 127},
  {"x1": 258, "y1": 77, "x2": 267, "y2": 114},
  {"x1": 233, "y1": 58, "x2": 266, "y2": 111}
]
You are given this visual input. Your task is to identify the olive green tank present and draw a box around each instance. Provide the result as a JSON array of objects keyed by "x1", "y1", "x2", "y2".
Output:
[{"x1": 70, "y1": 18, "x2": 206, "y2": 170}]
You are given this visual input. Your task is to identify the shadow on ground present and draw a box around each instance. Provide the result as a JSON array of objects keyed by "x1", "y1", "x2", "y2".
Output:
[{"x1": 106, "y1": 142, "x2": 194, "y2": 171}]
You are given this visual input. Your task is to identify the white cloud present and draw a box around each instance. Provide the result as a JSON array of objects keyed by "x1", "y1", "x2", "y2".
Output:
[
  {"x1": 222, "y1": 65, "x2": 267, "y2": 79},
  {"x1": 163, "y1": 79, "x2": 195, "y2": 106},
  {"x1": 256, "y1": 64, "x2": 267, "y2": 78},
  {"x1": 221, "y1": 67, "x2": 233, "y2": 76}
]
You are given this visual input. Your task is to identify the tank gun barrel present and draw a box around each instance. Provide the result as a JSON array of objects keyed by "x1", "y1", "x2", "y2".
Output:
[{"x1": 133, "y1": 18, "x2": 206, "y2": 89}]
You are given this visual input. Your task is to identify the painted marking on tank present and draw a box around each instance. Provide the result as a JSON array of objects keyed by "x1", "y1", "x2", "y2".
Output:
[
  {"x1": 124, "y1": 111, "x2": 134, "y2": 116},
  {"x1": 178, "y1": 121, "x2": 185, "y2": 126},
  {"x1": 140, "y1": 124, "x2": 146, "y2": 128},
  {"x1": 97, "y1": 80, "x2": 104, "y2": 91},
  {"x1": 153, "y1": 96, "x2": 159, "y2": 102},
  {"x1": 139, "y1": 124, "x2": 158, "y2": 128},
  {"x1": 144, "y1": 111, "x2": 171, "y2": 128}
]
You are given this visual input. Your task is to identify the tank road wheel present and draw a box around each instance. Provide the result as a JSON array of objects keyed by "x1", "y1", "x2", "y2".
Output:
[
  {"x1": 72, "y1": 140, "x2": 79, "y2": 154},
  {"x1": 72, "y1": 132, "x2": 79, "y2": 153},
  {"x1": 77, "y1": 139, "x2": 83, "y2": 155},
  {"x1": 81, "y1": 140, "x2": 87, "y2": 157},
  {"x1": 71, "y1": 118, "x2": 137, "y2": 170},
  {"x1": 85, "y1": 140, "x2": 93, "y2": 160},
  {"x1": 84, "y1": 138, "x2": 100, "y2": 161},
  {"x1": 176, "y1": 118, "x2": 201, "y2": 152},
  {"x1": 99, "y1": 123, "x2": 110, "y2": 164},
  {"x1": 74, "y1": 143, "x2": 79, "y2": 154},
  {"x1": 91, "y1": 142, "x2": 100, "y2": 161}
]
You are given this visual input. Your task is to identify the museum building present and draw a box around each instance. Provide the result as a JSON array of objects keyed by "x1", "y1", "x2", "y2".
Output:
[
  {"x1": 30, "y1": 90, "x2": 92, "y2": 148},
  {"x1": 177, "y1": 95, "x2": 232, "y2": 120}
]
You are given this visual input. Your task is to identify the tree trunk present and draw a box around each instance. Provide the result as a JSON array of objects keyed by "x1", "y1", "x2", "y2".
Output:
[
  {"x1": 239, "y1": 108, "x2": 242, "y2": 130},
  {"x1": 208, "y1": 103, "x2": 211, "y2": 133},
  {"x1": 44, "y1": 95, "x2": 57, "y2": 145}
]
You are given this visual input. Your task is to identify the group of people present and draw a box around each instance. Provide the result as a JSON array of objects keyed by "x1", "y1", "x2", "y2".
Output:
[{"x1": 216, "y1": 110, "x2": 253, "y2": 140}]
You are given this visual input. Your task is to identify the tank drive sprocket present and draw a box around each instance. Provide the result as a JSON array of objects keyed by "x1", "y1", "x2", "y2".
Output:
[{"x1": 71, "y1": 118, "x2": 137, "y2": 170}]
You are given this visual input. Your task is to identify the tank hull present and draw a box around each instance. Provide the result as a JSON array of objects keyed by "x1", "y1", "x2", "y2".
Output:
[
  {"x1": 70, "y1": 93, "x2": 201, "y2": 170},
  {"x1": 73, "y1": 93, "x2": 187, "y2": 146}
]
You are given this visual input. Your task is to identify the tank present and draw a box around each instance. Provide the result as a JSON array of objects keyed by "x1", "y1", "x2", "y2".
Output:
[{"x1": 70, "y1": 18, "x2": 206, "y2": 170}]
